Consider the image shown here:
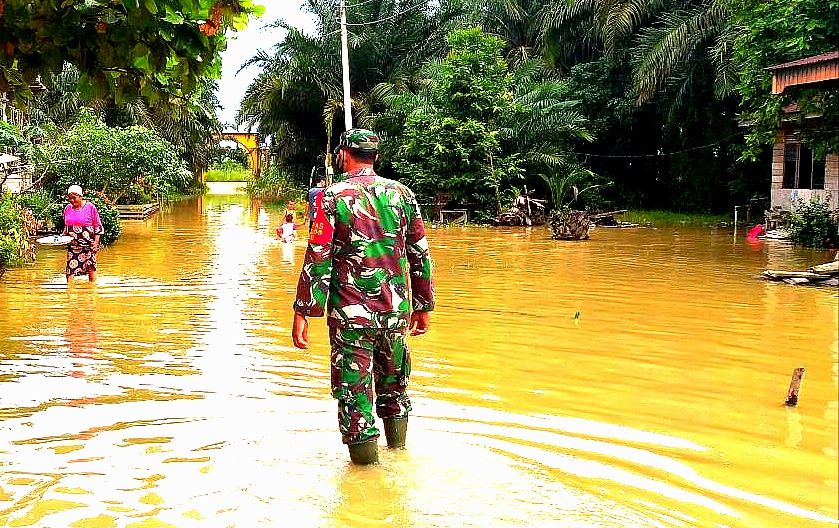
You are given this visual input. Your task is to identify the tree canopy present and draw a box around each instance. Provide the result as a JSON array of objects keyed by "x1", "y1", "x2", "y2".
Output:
[
  {"x1": 0, "y1": 0, "x2": 264, "y2": 104},
  {"x1": 730, "y1": 0, "x2": 839, "y2": 159}
]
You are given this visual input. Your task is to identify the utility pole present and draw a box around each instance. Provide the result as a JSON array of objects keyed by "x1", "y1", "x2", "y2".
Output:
[{"x1": 339, "y1": 0, "x2": 353, "y2": 131}]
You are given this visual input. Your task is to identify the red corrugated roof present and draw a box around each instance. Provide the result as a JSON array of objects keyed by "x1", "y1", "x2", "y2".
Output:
[{"x1": 766, "y1": 51, "x2": 839, "y2": 70}]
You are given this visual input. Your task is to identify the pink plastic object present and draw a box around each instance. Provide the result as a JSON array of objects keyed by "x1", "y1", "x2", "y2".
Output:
[{"x1": 746, "y1": 224, "x2": 766, "y2": 239}]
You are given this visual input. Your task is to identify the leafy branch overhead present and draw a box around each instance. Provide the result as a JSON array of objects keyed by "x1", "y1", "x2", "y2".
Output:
[{"x1": 0, "y1": 0, "x2": 264, "y2": 104}]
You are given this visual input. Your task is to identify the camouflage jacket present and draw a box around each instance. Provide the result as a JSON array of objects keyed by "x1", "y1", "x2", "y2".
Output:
[{"x1": 293, "y1": 168, "x2": 435, "y2": 329}]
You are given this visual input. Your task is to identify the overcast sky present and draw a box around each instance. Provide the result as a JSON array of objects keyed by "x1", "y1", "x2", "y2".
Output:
[{"x1": 217, "y1": 2, "x2": 316, "y2": 130}]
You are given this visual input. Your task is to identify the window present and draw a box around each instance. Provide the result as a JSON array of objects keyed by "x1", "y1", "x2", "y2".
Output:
[{"x1": 783, "y1": 143, "x2": 826, "y2": 189}]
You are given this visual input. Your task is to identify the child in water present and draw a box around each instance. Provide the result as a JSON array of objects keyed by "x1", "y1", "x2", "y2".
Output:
[{"x1": 277, "y1": 212, "x2": 301, "y2": 243}]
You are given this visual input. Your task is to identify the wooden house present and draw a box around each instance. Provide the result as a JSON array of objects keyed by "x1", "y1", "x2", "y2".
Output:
[{"x1": 766, "y1": 51, "x2": 839, "y2": 212}]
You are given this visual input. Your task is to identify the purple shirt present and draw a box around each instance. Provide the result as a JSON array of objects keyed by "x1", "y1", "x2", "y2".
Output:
[{"x1": 64, "y1": 202, "x2": 103, "y2": 232}]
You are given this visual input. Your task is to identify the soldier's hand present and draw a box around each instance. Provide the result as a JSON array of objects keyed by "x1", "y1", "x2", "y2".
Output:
[
  {"x1": 292, "y1": 312, "x2": 309, "y2": 349},
  {"x1": 409, "y1": 311, "x2": 430, "y2": 336}
]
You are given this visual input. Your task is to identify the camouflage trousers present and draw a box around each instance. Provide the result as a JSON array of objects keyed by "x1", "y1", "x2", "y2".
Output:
[{"x1": 329, "y1": 326, "x2": 412, "y2": 445}]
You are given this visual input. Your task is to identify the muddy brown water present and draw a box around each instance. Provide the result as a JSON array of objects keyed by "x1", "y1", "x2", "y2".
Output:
[{"x1": 1, "y1": 195, "x2": 836, "y2": 527}]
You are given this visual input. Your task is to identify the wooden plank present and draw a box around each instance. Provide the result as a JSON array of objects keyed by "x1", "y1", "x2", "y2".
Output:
[
  {"x1": 763, "y1": 270, "x2": 831, "y2": 280},
  {"x1": 116, "y1": 203, "x2": 159, "y2": 220},
  {"x1": 783, "y1": 277, "x2": 811, "y2": 285},
  {"x1": 784, "y1": 367, "x2": 805, "y2": 406},
  {"x1": 810, "y1": 260, "x2": 839, "y2": 274},
  {"x1": 589, "y1": 209, "x2": 628, "y2": 220}
]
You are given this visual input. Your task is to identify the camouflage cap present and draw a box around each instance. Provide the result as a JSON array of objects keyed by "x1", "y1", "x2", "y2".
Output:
[{"x1": 339, "y1": 129, "x2": 380, "y2": 151}]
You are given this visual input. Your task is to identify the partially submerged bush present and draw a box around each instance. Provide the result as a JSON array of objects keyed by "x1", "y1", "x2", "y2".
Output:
[
  {"x1": 245, "y1": 167, "x2": 303, "y2": 203},
  {"x1": 0, "y1": 193, "x2": 38, "y2": 269},
  {"x1": 789, "y1": 199, "x2": 839, "y2": 248}
]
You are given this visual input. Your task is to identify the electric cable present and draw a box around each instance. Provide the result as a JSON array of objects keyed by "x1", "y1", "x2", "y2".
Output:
[
  {"x1": 336, "y1": 2, "x2": 427, "y2": 27},
  {"x1": 576, "y1": 133, "x2": 740, "y2": 159}
]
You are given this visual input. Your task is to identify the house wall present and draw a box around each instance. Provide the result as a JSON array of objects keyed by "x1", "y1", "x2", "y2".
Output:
[
  {"x1": 770, "y1": 128, "x2": 839, "y2": 211},
  {"x1": 0, "y1": 165, "x2": 30, "y2": 194}
]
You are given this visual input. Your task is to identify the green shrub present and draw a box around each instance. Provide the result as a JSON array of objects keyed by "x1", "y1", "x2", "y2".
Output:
[
  {"x1": 51, "y1": 194, "x2": 122, "y2": 246},
  {"x1": 0, "y1": 193, "x2": 37, "y2": 269},
  {"x1": 245, "y1": 167, "x2": 303, "y2": 204},
  {"x1": 17, "y1": 189, "x2": 57, "y2": 231},
  {"x1": 789, "y1": 199, "x2": 839, "y2": 248},
  {"x1": 0, "y1": 121, "x2": 43, "y2": 164},
  {"x1": 44, "y1": 111, "x2": 192, "y2": 204}
]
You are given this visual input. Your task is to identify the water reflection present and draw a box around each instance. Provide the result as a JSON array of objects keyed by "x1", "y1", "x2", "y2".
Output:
[
  {"x1": 0, "y1": 196, "x2": 836, "y2": 527},
  {"x1": 64, "y1": 290, "x2": 98, "y2": 402}
]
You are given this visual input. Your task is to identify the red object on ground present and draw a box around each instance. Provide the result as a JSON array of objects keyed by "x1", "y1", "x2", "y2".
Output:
[{"x1": 747, "y1": 224, "x2": 766, "y2": 239}]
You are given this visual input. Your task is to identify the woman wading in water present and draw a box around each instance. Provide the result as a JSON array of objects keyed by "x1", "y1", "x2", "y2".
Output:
[{"x1": 62, "y1": 185, "x2": 103, "y2": 283}]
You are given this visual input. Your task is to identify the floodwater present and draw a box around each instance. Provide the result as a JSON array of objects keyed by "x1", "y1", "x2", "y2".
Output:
[{"x1": 0, "y1": 194, "x2": 837, "y2": 528}]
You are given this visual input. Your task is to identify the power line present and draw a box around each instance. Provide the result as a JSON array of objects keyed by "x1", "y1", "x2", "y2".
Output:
[
  {"x1": 339, "y1": 2, "x2": 427, "y2": 27},
  {"x1": 345, "y1": 0, "x2": 385, "y2": 7},
  {"x1": 577, "y1": 134, "x2": 739, "y2": 159}
]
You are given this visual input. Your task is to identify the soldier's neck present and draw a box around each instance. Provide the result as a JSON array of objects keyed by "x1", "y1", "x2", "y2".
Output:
[{"x1": 342, "y1": 159, "x2": 375, "y2": 173}]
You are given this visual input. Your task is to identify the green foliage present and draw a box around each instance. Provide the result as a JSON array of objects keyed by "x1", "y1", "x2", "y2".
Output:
[
  {"x1": 0, "y1": 0, "x2": 263, "y2": 105},
  {"x1": 0, "y1": 121, "x2": 44, "y2": 164},
  {"x1": 24, "y1": 64, "x2": 223, "y2": 177},
  {"x1": 209, "y1": 145, "x2": 249, "y2": 167},
  {"x1": 204, "y1": 163, "x2": 251, "y2": 182},
  {"x1": 788, "y1": 199, "x2": 839, "y2": 248},
  {"x1": 541, "y1": 166, "x2": 600, "y2": 211},
  {"x1": 0, "y1": 193, "x2": 37, "y2": 269},
  {"x1": 396, "y1": 114, "x2": 505, "y2": 207},
  {"x1": 16, "y1": 189, "x2": 57, "y2": 231},
  {"x1": 436, "y1": 28, "x2": 513, "y2": 121},
  {"x1": 389, "y1": 28, "x2": 594, "y2": 217},
  {"x1": 236, "y1": 0, "x2": 813, "y2": 215},
  {"x1": 244, "y1": 167, "x2": 303, "y2": 204},
  {"x1": 44, "y1": 111, "x2": 192, "y2": 204},
  {"x1": 237, "y1": 0, "x2": 471, "y2": 177},
  {"x1": 631, "y1": 1, "x2": 732, "y2": 108},
  {"x1": 392, "y1": 28, "x2": 523, "y2": 213},
  {"x1": 730, "y1": 0, "x2": 839, "y2": 159},
  {"x1": 620, "y1": 209, "x2": 732, "y2": 226},
  {"x1": 0, "y1": 121, "x2": 25, "y2": 152}
]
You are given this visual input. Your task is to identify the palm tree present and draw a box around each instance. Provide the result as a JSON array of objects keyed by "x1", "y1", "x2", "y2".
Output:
[
  {"x1": 501, "y1": 60, "x2": 593, "y2": 172},
  {"x1": 536, "y1": 0, "x2": 665, "y2": 62},
  {"x1": 237, "y1": 0, "x2": 471, "y2": 176},
  {"x1": 534, "y1": 0, "x2": 733, "y2": 110},
  {"x1": 26, "y1": 64, "x2": 220, "y2": 177},
  {"x1": 480, "y1": 0, "x2": 555, "y2": 68},
  {"x1": 631, "y1": 1, "x2": 733, "y2": 107}
]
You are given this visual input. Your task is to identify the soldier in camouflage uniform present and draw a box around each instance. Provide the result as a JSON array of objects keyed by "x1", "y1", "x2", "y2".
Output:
[{"x1": 291, "y1": 129, "x2": 435, "y2": 465}]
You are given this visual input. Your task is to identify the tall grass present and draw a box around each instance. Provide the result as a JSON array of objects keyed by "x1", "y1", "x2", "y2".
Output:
[
  {"x1": 621, "y1": 209, "x2": 731, "y2": 227},
  {"x1": 204, "y1": 164, "x2": 252, "y2": 182},
  {"x1": 244, "y1": 167, "x2": 304, "y2": 204}
]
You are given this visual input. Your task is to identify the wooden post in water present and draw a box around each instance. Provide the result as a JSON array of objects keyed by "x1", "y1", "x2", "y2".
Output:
[{"x1": 784, "y1": 367, "x2": 805, "y2": 406}]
